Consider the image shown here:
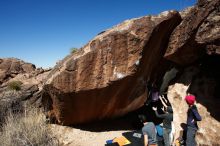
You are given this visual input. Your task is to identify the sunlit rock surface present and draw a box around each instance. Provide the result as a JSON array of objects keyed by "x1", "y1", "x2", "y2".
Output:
[{"x1": 42, "y1": 11, "x2": 181, "y2": 125}]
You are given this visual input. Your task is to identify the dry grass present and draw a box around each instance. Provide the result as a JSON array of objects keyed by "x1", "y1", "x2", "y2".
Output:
[
  {"x1": 0, "y1": 106, "x2": 59, "y2": 146},
  {"x1": 0, "y1": 93, "x2": 23, "y2": 124}
]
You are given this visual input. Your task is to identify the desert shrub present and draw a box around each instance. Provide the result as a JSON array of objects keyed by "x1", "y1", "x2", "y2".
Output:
[
  {"x1": 7, "y1": 80, "x2": 23, "y2": 91},
  {"x1": 0, "y1": 99, "x2": 23, "y2": 125},
  {"x1": 0, "y1": 106, "x2": 58, "y2": 146},
  {"x1": 70, "y1": 47, "x2": 78, "y2": 54},
  {"x1": 0, "y1": 89, "x2": 24, "y2": 124}
]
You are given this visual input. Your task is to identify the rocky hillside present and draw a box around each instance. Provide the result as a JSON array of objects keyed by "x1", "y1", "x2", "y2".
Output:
[
  {"x1": 0, "y1": 58, "x2": 51, "y2": 89},
  {"x1": 0, "y1": 58, "x2": 51, "y2": 118},
  {"x1": 0, "y1": 58, "x2": 36, "y2": 84}
]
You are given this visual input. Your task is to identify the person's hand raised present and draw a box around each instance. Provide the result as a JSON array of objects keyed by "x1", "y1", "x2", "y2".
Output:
[{"x1": 152, "y1": 107, "x2": 157, "y2": 111}]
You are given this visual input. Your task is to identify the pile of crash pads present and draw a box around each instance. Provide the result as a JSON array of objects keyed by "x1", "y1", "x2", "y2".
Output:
[{"x1": 105, "y1": 131, "x2": 144, "y2": 146}]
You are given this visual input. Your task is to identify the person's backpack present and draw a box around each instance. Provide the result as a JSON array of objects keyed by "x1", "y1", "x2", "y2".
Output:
[{"x1": 155, "y1": 125, "x2": 163, "y2": 137}]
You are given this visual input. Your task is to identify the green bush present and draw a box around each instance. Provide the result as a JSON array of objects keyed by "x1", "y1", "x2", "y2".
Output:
[
  {"x1": 70, "y1": 47, "x2": 78, "y2": 54},
  {"x1": 7, "y1": 81, "x2": 22, "y2": 91}
]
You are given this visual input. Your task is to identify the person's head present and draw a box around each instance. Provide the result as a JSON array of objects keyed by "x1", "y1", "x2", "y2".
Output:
[
  {"x1": 185, "y1": 94, "x2": 195, "y2": 106},
  {"x1": 138, "y1": 114, "x2": 147, "y2": 123}
]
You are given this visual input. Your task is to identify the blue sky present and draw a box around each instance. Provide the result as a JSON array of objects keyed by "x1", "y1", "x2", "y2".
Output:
[{"x1": 0, "y1": 0, "x2": 196, "y2": 68}]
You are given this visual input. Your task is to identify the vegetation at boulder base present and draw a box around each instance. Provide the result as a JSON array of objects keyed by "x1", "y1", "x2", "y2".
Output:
[
  {"x1": 0, "y1": 106, "x2": 58, "y2": 146},
  {"x1": 7, "y1": 80, "x2": 23, "y2": 91},
  {"x1": 0, "y1": 93, "x2": 58, "y2": 146}
]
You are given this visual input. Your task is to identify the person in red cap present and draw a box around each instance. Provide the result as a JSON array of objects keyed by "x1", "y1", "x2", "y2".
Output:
[{"x1": 185, "y1": 94, "x2": 202, "y2": 146}]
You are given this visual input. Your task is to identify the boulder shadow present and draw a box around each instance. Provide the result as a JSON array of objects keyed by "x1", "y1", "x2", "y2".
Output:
[
  {"x1": 71, "y1": 113, "x2": 137, "y2": 132},
  {"x1": 71, "y1": 100, "x2": 164, "y2": 132}
]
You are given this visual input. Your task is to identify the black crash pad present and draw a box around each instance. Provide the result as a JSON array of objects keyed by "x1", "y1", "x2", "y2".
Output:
[
  {"x1": 122, "y1": 131, "x2": 144, "y2": 146},
  {"x1": 105, "y1": 142, "x2": 120, "y2": 146}
]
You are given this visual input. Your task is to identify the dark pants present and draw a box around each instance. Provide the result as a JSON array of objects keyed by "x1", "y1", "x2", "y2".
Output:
[
  {"x1": 186, "y1": 126, "x2": 197, "y2": 146},
  {"x1": 157, "y1": 135, "x2": 164, "y2": 146},
  {"x1": 163, "y1": 128, "x2": 171, "y2": 146}
]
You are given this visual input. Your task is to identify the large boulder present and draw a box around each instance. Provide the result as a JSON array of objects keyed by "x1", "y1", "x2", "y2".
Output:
[
  {"x1": 164, "y1": 0, "x2": 220, "y2": 65},
  {"x1": 42, "y1": 11, "x2": 182, "y2": 125},
  {"x1": 163, "y1": 0, "x2": 220, "y2": 145},
  {"x1": 168, "y1": 57, "x2": 220, "y2": 145}
]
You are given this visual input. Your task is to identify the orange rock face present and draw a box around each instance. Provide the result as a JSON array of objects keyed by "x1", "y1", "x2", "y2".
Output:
[
  {"x1": 164, "y1": 0, "x2": 220, "y2": 65},
  {"x1": 42, "y1": 11, "x2": 181, "y2": 125}
]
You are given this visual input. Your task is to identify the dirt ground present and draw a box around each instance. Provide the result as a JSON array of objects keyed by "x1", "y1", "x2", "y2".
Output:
[
  {"x1": 50, "y1": 124, "x2": 130, "y2": 146},
  {"x1": 50, "y1": 116, "x2": 138, "y2": 146}
]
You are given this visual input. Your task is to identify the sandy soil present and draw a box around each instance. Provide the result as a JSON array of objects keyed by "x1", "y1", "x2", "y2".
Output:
[
  {"x1": 50, "y1": 124, "x2": 130, "y2": 146},
  {"x1": 49, "y1": 115, "x2": 139, "y2": 146}
]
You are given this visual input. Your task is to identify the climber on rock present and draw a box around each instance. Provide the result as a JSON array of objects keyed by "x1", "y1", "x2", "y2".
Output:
[{"x1": 145, "y1": 83, "x2": 160, "y2": 106}]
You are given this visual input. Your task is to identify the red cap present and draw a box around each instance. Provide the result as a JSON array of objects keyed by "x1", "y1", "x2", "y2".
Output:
[{"x1": 185, "y1": 95, "x2": 195, "y2": 105}]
